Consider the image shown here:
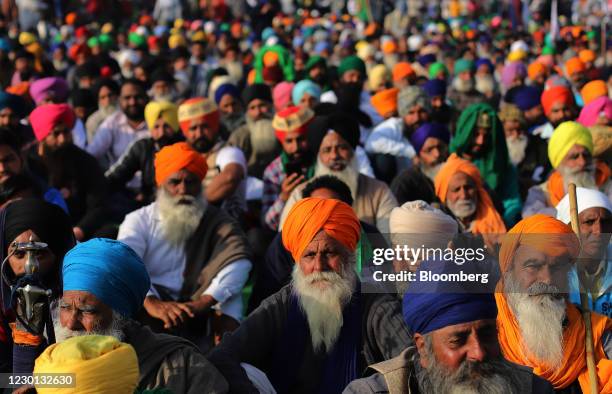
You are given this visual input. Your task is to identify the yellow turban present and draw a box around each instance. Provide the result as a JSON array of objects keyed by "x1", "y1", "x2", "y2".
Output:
[
  {"x1": 144, "y1": 101, "x2": 179, "y2": 132},
  {"x1": 168, "y1": 34, "x2": 187, "y2": 49},
  {"x1": 548, "y1": 121, "x2": 594, "y2": 168},
  {"x1": 34, "y1": 335, "x2": 138, "y2": 394},
  {"x1": 368, "y1": 64, "x2": 391, "y2": 91}
]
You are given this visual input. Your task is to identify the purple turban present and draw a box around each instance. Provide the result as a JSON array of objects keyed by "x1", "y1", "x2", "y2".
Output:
[
  {"x1": 410, "y1": 122, "x2": 450, "y2": 154},
  {"x1": 513, "y1": 86, "x2": 542, "y2": 111},
  {"x1": 423, "y1": 79, "x2": 447, "y2": 98},
  {"x1": 417, "y1": 54, "x2": 436, "y2": 67},
  {"x1": 501, "y1": 62, "x2": 527, "y2": 89},
  {"x1": 29, "y1": 77, "x2": 69, "y2": 106},
  {"x1": 214, "y1": 83, "x2": 240, "y2": 105},
  {"x1": 475, "y1": 58, "x2": 494, "y2": 73}
]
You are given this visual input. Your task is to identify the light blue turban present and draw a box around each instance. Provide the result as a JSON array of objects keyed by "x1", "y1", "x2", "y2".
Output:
[
  {"x1": 62, "y1": 238, "x2": 150, "y2": 317},
  {"x1": 291, "y1": 80, "x2": 322, "y2": 106}
]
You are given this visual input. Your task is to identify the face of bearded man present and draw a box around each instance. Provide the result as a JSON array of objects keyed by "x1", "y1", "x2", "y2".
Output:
[
  {"x1": 506, "y1": 135, "x2": 528, "y2": 166},
  {"x1": 447, "y1": 198, "x2": 477, "y2": 221},
  {"x1": 416, "y1": 335, "x2": 520, "y2": 394},
  {"x1": 558, "y1": 163, "x2": 597, "y2": 191},
  {"x1": 54, "y1": 308, "x2": 127, "y2": 342},
  {"x1": 421, "y1": 162, "x2": 444, "y2": 181},
  {"x1": 291, "y1": 258, "x2": 357, "y2": 353},
  {"x1": 314, "y1": 155, "x2": 359, "y2": 199},
  {"x1": 156, "y1": 187, "x2": 208, "y2": 246},
  {"x1": 452, "y1": 76, "x2": 474, "y2": 93}
]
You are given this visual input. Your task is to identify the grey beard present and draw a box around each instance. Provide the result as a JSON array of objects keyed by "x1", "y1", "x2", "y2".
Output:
[
  {"x1": 416, "y1": 336, "x2": 520, "y2": 394},
  {"x1": 246, "y1": 117, "x2": 278, "y2": 154},
  {"x1": 54, "y1": 309, "x2": 127, "y2": 342},
  {"x1": 314, "y1": 156, "x2": 360, "y2": 199},
  {"x1": 452, "y1": 77, "x2": 474, "y2": 93},
  {"x1": 447, "y1": 198, "x2": 477, "y2": 220},
  {"x1": 420, "y1": 162, "x2": 444, "y2": 181},
  {"x1": 506, "y1": 135, "x2": 528, "y2": 166},
  {"x1": 475, "y1": 74, "x2": 497, "y2": 96},
  {"x1": 559, "y1": 164, "x2": 597, "y2": 191},
  {"x1": 156, "y1": 188, "x2": 207, "y2": 246}
]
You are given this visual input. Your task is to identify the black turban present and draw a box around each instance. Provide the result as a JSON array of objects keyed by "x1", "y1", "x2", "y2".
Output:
[
  {"x1": 307, "y1": 112, "x2": 360, "y2": 154},
  {"x1": 241, "y1": 83, "x2": 272, "y2": 105}
]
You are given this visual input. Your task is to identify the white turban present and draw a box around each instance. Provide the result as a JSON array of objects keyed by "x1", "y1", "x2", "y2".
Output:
[
  {"x1": 389, "y1": 200, "x2": 458, "y2": 249},
  {"x1": 555, "y1": 187, "x2": 612, "y2": 224}
]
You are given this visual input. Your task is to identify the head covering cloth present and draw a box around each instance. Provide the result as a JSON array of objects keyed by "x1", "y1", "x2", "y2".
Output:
[
  {"x1": 144, "y1": 101, "x2": 179, "y2": 132},
  {"x1": 29, "y1": 103, "x2": 76, "y2": 141},
  {"x1": 177, "y1": 97, "x2": 219, "y2": 136},
  {"x1": 292, "y1": 80, "x2": 322, "y2": 106},
  {"x1": 154, "y1": 142, "x2": 208, "y2": 185}
]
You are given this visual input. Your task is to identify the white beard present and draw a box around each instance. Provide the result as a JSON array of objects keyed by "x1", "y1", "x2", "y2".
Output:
[
  {"x1": 291, "y1": 264, "x2": 356, "y2": 353},
  {"x1": 421, "y1": 162, "x2": 444, "y2": 181},
  {"x1": 54, "y1": 309, "x2": 126, "y2": 342},
  {"x1": 447, "y1": 198, "x2": 477, "y2": 220},
  {"x1": 452, "y1": 76, "x2": 474, "y2": 93},
  {"x1": 475, "y1": 74, "x2": 496, "y2": 96},
  {"x1": 506, "y1": 135, "x2": 528, "y2": 166},
  {"x1": 559, "y1": 164, "x2": 597, "y2": 191},
  {"x1": 505, "y1": 275, "x2": 566, "y2": 369},
  {"x1": 157, "y1": 188, "x2": 207, "y2": 247},
  {"x1": 314, "y1": 156, "x2": 360, "y2": 199}
]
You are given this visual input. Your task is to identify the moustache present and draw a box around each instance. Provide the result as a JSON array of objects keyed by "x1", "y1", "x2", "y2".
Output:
[{"x1": 528, "y1": 282, "x2": 561, "y2": 298}]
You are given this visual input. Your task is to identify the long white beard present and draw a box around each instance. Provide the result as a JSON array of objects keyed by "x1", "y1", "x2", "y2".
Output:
[
  {"x1": 157, "y1": 188, "x2": 207, "y2": 247},
  {"x1": 505, "y1": 275, "x2": 566, "y2": 368},
  {"x1": 559, "y1": 164, "x2": 597, "y2": 191},
  {"x1": 246, "y1": 117, "x2": 278, "y2": 154},
  {"x1": 291, "y1": 264, "x2": 356, "y2": 353},
  {"x1": 506, "y1": 135, "x2": 528, "y2": 166},
  {"x1": 475, "y1": 74, "x2": 496, "y2": 96},
  {"x1": 452, "y1": 76, "x2": 474, "y2": 93},
  {"x1": 447, "y1": 198, "x2": 477, "y2": 220},
  {"x1": 314, "y1": 156, "x2": 360, "y2": 199},
  {"x1": 54, "y1": 310, "x2": 126, "y2": 342}
]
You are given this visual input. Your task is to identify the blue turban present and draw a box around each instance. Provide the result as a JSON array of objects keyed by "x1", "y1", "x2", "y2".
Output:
[
  {"x1": 475, "y1": 58, "x2": 494, "y2": 73},
  {"x1": 417, "y1": 54, "x2": 436, "y2": 67},
  {"x1": 62, "y1": 238, "x2": 150, "y2": 317},
  {"x1": 402, "y1": 259, "x2": 498, "y2": 335},
  {"x1": 422, "y1": 79, "x2": 447, "y2": 98},
  {"x1": 0, "y1": 38, "x2": 11, "y2": 52},
  {"x1": 410, "y1": 122, "x2": 450, "y2": 154},
  {"x1": 214, "y1": 83, "x2": 240, "y2": 105},
  {"x1": 314, "y1": 41, "x2": 331, "y2": 55},
  {"x1": 0, "y1": 92, "x2": 27, "y2": 118},
  {"x1": 513, "y1": 86, "x2": 542, "y2": 111},
  {"x1": 292, "y1": 80, "x2": 322, "y2": 106}
]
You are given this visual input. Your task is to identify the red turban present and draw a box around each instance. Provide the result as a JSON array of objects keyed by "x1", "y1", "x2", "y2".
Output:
[
  {"x1": 541, "y1": 86, "x2": 574, "y2": 116},
  {"x1": 29, "y1": 103, "x2": 76, "y2": 141},
  {"x1": 282, "y1": 198, "x2": 361, "y2": 262},
  {"x1": 154, "y1": 142, "x2": 208, "y2": 186},
  {"x1": 272, "y1": 106, "x2": 314, "y2": 142},
  {"x1": 177, "y1": 97, "x2": 220, "y2": 136}
]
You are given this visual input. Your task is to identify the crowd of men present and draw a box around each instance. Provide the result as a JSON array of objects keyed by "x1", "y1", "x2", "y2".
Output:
[{"x1": 0, "y1": 0, "x2": 611, "y2": 393}]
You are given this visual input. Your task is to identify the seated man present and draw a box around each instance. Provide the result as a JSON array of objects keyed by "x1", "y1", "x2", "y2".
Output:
[
  {"x1": 532, "y1": 85, "x2": 576, "y2": 140},
  {"x1": 523, "y1": 121, "x2": 612, "y2": 218},
  {"x1": 345, "y1": 263, "x2": 553, "y2": 393},
  {"x1": 556, "y1": 187, "x2": 612, "y2": 318},
  {"x1": 209, "y1": 198, "x2": 404, "y2": 393},
  {"x1": 496, "y1": 215, "x2": 612, "y2": 392},
  {"x1": 56, "y1": 238, "x2": 228, "y2": 393},
  {"x1": 280, "y1": 112, "x2": 397, "y2": 233},
  {"x1": 409, "y1": 122, "x2": 450, "y2": 181},
  {"x1": 434, "y1": 154, "x2": 506, "y2": 235},
  {"x1": 118, "y1": 142, "x2": 252, "y2": 349}
]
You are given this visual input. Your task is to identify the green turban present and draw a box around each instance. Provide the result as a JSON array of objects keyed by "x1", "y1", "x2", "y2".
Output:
[
  {"x1": 338, "y1": 55, "x2": 366, "y2": 77},
  {"x1": 305, "y1": 55, "x2": 326, "y2": 73},
  {"x1": 454, "y1": 58, "x2": 474, "y2": 74},
  {"x1": 428, "y1": 62, "x2": 448, "y2": 79}
]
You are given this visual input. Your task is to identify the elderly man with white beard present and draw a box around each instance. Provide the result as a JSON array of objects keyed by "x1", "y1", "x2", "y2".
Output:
[
  {"x1": 279, "y1": 112, "x2": 398, "y2": 233},
  {"x1": 344, "y1": 259, "x2": 554, "y2": 394},
  {"x1": 54, "y1": 238, "x2": 229, "y2": 393},
  {"x1": 209, "y1": 197, "x2": 396, "y2": 393},
  {"x1": 523, "y1": 121, "x2": 612, "y2": 218},
  {"x1": 117, "y1": 142, "x2": 252, "y2": 350},
  {"x1": 495, "y1": 215, "x2": 612, "y2": 393}
]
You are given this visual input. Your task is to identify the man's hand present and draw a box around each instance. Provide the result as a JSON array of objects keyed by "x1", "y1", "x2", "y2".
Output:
[
  {"x1": 184, "y1": 294, "x2": 217, "y2": 317},
  {"x1": 279, "y1": 173, "x2": 305, "y2": 201},
  {"x1": 144, "y1": 296, "x2": 194, "y2": 329}
]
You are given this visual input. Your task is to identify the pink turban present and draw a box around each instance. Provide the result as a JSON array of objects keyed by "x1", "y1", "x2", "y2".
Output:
[
  {"x1": 577, "y1": 96, "x2": 612, "y2": 127},
  {"x1": 272, "y1": 82, "x2": 295, "y2": 113},
  {"x1": 29, "y1": 103, "x2": 76, "y2": 141},
  {"x1": 501, "y1": 62, "x2": 527, "y2": 89},
  {"x1": 29, "y1": 77, "x2": 69, "y2": 105}
]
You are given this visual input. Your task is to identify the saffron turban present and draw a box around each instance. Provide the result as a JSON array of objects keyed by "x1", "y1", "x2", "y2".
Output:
[
  {"x1": 434, "y1": 153, "x2": 506, "y2": 234},
  {"x1": 392, "y1": 62, "x2": 415, "y2": 82},
  {"x1": 541, "y1": 86, "x2": 574, "y2": 116},
  {"x1": 423, "y1": 79, "x2": 447, "y2": 98},
  {"x1": 548, "y1": 121, "x2": 593, "y2": 169},
  {"x1": 501, "y1": 62, "x2": 527, "y2": 89},
  {"x1": 177, "y1": 97, "x2": 219, "y2": 135},
  {"x1": 272, "y1": 81, "x2": 295, "y2": 112},
  {"x1": 556, "y1": 187, "x2": 612, "y2": 224},
  {"x1": 527, "y1": 61, "x2": 547, "y2": 81},
  {"x1": 292, "y1": 80, "x2": 322, "y2": 106},
  {"x1": 578, "y1": 49, "x2": 596, "y2": 64},
  {"x1": 144, "y1": 101, "x2": 179, "y2": 132},
  {"x1": 34, "y1": 335, "x2": 138, "y2": 394},
  {"x1": 410, "y1": 122, "x2": 450, "y2": 154},
  {"x1": 282, "y1": 197, "x2": 361, "y2": 262},
  {"x1": 29, "y1": 103, "x2": 76, "y2": 141},
  {"x1": 29, "y1": 77, "x2": 69, "y2": 105},
  {"x1": 370, "y1": 88, "x2": 399, "y2": 117},
  {"x1": 578, "y1": 96, "x2": 612, "y2": 127},
  {"x1": 272, "y1": 106, "x2": 314, "y2": 142},
  {"x1": 565, "y1": 57, "x2": 586, "y2": 76},
  {"x1": 62, "y1": 238, "x2": 151, "y2": 317},
  {"x1": 154, "y1": 142, "x2": 208, "y2": 185},
  {"x1": 580, "y1": 80, "x2": 608, "y2": 106}
]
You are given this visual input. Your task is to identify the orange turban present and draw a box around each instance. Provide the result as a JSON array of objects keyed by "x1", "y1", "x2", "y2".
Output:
[
  {"x1": 370, "y1": 88, "x2": 399, "y2": 117},
  {"x1": 154, "y1": 142, "x2": 208, "y2": 186},
  {"x1": 177, "y1": 97, "x2": 219, "y2": 136},
  {"x1": 527, "y1": 61, "x2": 547, "y2": 81},
  {"x1": 565, "y1": 57, "x2": 586, "y2": 76},
  {"x1": 541, "y1": 86, "x2": 574, "y2": 116},
  {"x1": 434, "y1": 154, "x2": 506, "y2": 234},
  {"x1": 392, "y1": 62, "x2": 415, "y2": 82},
  {"x1": 578, "y1": 49, "x2": 596, "y2": 64},
  {"x1": 282, "y1": 198, "x2": 361, "y2": 262},
  {"x1": 495, "y1": 215, "x2": 611, "y2": 392},
  {"x1": 580, "y1": 80, "x2": 608, "y2": 106}
]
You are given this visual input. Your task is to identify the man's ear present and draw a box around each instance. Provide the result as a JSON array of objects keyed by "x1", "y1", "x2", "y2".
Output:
[{"x1": 414, "y1": 333, "x2": 430, "y2": 368}]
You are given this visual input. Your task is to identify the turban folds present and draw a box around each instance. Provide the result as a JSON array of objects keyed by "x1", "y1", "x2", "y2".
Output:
[
  {"x1": 501, "y1": 62, "x2": 527, "y2": 89},
  {"x1": 292, "y1": 80, "x2": 322, "y2": 106},
  {"x1": 548, "y1": 121, "x2": 593, "y2": 168},
  {"x1": 282, "y1": 198, "x2": 361, "y2": 262},
  {"x1": 423, "y1": 79, "x2": 447, "y2": 98},
  {"x1": 177, "y1": 97, "x2": 219, "y2": 135},
  {"x1": 272, "y1": 106, "x2": 314, "y2": 141},
  {"x1": 392, "y1": 62, "x2": 415, "y2": 82},
  {"x1": 368, "y1": 64, "x2": 391, "y2": 91},
  {"x1": 154, "y1": 142, "x2": 208, "y2": 185},
  {"x1": 144, "y1": 101, "x2": 179, "y2": 132},
  {"x1": 272, "y1": 82, "x2": 295, "y2": 113},
  {"x1": 338, "y1": 55, "x2": 366, "y2": 77},
  {"x1": 578, "y1": 49, "x2": 596, "y2": 64},
  {"x1": 453, "y1": 59, "x2": 474, "y2": 75},
  {"x1": 307, "y1": 112, "x2": 360, "y2": 152},
  {"x1": 62, "y1": 239, "x2": 151, "y2": 317},
  {"x1": 565, "y1": 57, "x2": 586, "y2": 76},
  {"x1": 29, "y1": 103, "x2": 76, "y2": 141},
  {"x1": 580, "y1": 80, "x2": 608, "y2": 106},
  {"x1": 556, "y1": 187, "x2": 612, "y2": 224},
  {"x1": 29, "y1": 77, "x2": 69, "y2": 106},
  {"x1": 214, "y1": 83, "x2": 240, "y2": 105},
  {"x1": 34, "y1": 335, "x2": 138, "y2": 394},
  {"x1": 410, "y1": 122, "x2": 450, "y2": 154},
  {"x1": 578, "y1": 96, "x2": 612, "y2": 127},
  {"x1": 513, "y1": 86, "x2": 542, "y2": 111},
  {"x1": 370, "y1": 88, "x2": 399, "y2": 117},
  {"x1": 527, "y1": 61, "x2": 547, "y2": 81},
  {"x1": 434, "y1": 153, "x2": 506, "y2": 234},
  {"x1": 397, "y1": 86, "x2": 430, "y2": 117},
  {"x1": 541, "y1": 86, "x2": 574, "y2": 116}
]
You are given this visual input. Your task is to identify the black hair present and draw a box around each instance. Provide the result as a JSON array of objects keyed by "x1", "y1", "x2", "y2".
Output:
[
  {"x1": 120, "y1": 77, "x2": 147, "y2": 93},
  {"x1": 0, "y1": 128, "x2": 22, "y2": 153},
  {"x1": 302, "y1": 175, "x2": 354, "y2": 206},
  {"x1": 0, "y1": 174, "x2": 41, "y2": 206},
  {"x1": 93, "y1": 78, "x2": 120, "y2": 98}
]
